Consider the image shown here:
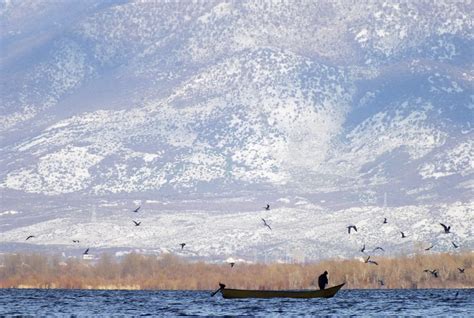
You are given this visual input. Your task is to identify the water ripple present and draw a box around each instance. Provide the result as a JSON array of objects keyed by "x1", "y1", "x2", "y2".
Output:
[{"x1": 0, "y1": 288, "x2": 472, "y2": 316}]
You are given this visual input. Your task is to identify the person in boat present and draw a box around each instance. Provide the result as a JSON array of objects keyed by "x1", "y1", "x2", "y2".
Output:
[{"x1": 318, "y1": 271, "x2": 328, "y2": 290}]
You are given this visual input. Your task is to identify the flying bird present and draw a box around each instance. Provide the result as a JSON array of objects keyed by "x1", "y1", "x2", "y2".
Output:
[
  {"x1": 230, "y1": 262, "x2": 235, "y2": 268},
  {"x1": 424, "y1": 269, "x2": 438, "y2": 278},
  {"x1": 347, "y1": 225, "x2": 357, "y2": 234},
  {"x1": 365, "y1": 256, "x2": 378, "y2": 265},
  {"x1": 72, "y1": 240, "x2": 80, "y2": 243},
  {"x1": 457, "y1": 268, "x2": 465, "y2": 273},
  {"x1": 133, "y1": 220, "x2": 141, "y2": 226},
  {"x1": 83, "y1": 248, "x2": 89, "y2": 255},
  {"x1": 400, "y1": 231, "x2": 407, "y2": 238},
  {"x1": 25, "y1": 235, "x2": 35, "y2": 241},
  {"x1": 383, "y1": 218, "x2": 388, "y2": 224},
  {"x1": 180, "y1": 243, "x2": 186, "y2": 250},
  {"x1": 133, "y1": 206, "x2": 141, "y2": 213},
  {"x1": 373, "y1": 247, "x2": 385, "y2": 252},
  {"x1": 440, "y1": 223, "x2": 451, "y2": 234},
  {"x1": 360, "y1": 244, "x2": 366, "y2": 253},
  {"x1": 424, "y1": 244, "x2": 434, "y2": 251},
  {"x1": 264, "y1": 204, "x2": 270, "y2": 211},
  {"x1": 261, "y1": 218, "x2": 272, "y2": 231},
  {"x1": 452, "y1": 241, "x2": 459, "y2": 249}
]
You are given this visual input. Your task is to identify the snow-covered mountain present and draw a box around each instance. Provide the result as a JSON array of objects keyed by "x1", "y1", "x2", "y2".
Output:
[{"x1": 0, "y1": 0, "x2": 472, "y2": 260}]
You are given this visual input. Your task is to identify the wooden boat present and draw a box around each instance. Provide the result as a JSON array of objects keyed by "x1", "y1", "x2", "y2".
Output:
[{"x1": 220, "y1": 283, "x2": 345, "y2": 299}]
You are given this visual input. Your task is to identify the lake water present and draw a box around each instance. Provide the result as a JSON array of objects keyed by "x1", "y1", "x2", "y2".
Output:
[{"x1": 0, "y1": 288, "x2": 472, "y2": 316}]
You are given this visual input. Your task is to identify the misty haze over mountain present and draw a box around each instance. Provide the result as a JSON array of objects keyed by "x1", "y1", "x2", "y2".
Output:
[{"x1": 0, "y1": 0, "x2": 472, "y2": 261}]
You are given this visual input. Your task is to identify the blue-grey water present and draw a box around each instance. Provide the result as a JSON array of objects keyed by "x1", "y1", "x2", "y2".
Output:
[{"x1": 0, "y1": 289, "x2": 472, "y2": 316}]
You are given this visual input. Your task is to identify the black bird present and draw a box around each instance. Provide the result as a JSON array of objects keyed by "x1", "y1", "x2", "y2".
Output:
[
  {"x1": 25, "y1": 235, "x2": 35, "y2": 240},
  {"x1": 264, "y1": 204, "x2": 270, "y2": 211},
  {"x1": 261, "y1": 218, "x2": 272, "y2": 231},
  {"x1": 452, "y1": 241, "x2": 459, "y2": 249},
  {"x1": 230, "y1": 262, "x2": 235, "y2": 268},
  {"x1": 360, "y1": 244, "x2": 366, "y2": 253},
  {"x1": 373, "y1": 247, "x2": 385, "y2": 252},
  {"x1": 458, "y1": 268, "x2": 465, "y2": 273},
  {"x1": 424, "y1": 244, "x2": 434, "y2": 251},
  {"x1": 83, "y1": 248, "x2": 89, "y2": 255},
  {"x1": 424, "y1": 269, "x2": 438, "y2": 278},
  {"x1": 400, "y1": 231, "x2": 407, "y2": 238},
  {"x1": 347, "y1": 225, "x2": 357, "y2": 234},
  {"x1": 133, "y1": 206, "x2": 141, "y2": 213},
  {"x1": 440, "y1": 223, "x2": 451, "y2": 234},
  {"x1": 378, "y1": 279, "x2": 385, "y2": 286},
  {"x1": 133, "y1": 220, "x2": 141, "y2": 226},
  {"x1": 180, "y1": 243, "x2": 186, "y2": 250},
  {"x1": 365, "y1": 256, "x2": 378, "y2": 265},
  {"x1": 383, "y1": 218, "x2": 388, "y2": 224},
  {"x1": 72, "y1": 240, "x2": 80, "y2": 243}
]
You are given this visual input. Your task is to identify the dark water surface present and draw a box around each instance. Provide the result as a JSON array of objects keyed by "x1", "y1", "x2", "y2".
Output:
[{"x1": 0, "y1": 288, "x2": 472, "y2": 316}]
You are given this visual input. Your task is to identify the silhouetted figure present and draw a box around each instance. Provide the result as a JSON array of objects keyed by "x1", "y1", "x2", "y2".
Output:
[
  {"x1": 424, "y1": 244, "x2": 434, "y2": 251},
  {"x1": 458, "y1": 268, "x2": 465, "y2": 273},
  {"x1": 180, "y1": 243, "x2": 186, "y2": 250},
  {"x1": 72, "y1": 240, "x2": 80, "y2": 243},
  {"x1": 26, "y1": 235, "x2": 35, "y2": 240},
  {"x1": 365, "y1": 256, "x2": 378, "y2": 265},
  {"x1": 347, "y1": 225, "x2": 357, "y2": 234},
  {"x1": 83, "y1": 248, "x2": 89, "y2": 255},
  {"x1": 360, "y1": 244, "x2": 366, "y2": 253},
  {"x1": 318, "y1": 271, "x2": 328, "y2": 290},
  {"x1": 400, "y1": 231, "x2": 407, "y2": 238},
  {"x1": 378, "y1": 279, "x2": 384, "y2": 286},
  {"x1": 261, "y1": 218, "x2": 272, "y2": 231},
  {"x1": 424, "y1": 269, "x2": 438, "y2": 278},
  {"x1": 133, "y1": 206, "x2": 141, "y2": 213},
  {"x1": 373, "y1": 247, "x2": 384, "y2": 252},
  {"x1": 452, "y1": 241, "x2": 459, "y2": 248},
  {"x1": 383, "y1": 218, "x2": 387, "y2": 224},
  {"x1": 133, "y1": 220, "x2": 141, "y2": 226},
  {"x1": 265, "y1": 204, "x2": 270, "y2": 211},
  {"x1": 230, "y1": 262, "x2": 235, "y2": 268},
  {"x1": 211, "y1": 283, "x2": 226, "y2": 297},
  {"x1": 440, "y1": 223, "x2": 451, "y2": 233}
]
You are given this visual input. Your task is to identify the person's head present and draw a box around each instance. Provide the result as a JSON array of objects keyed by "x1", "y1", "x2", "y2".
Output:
[{"x1": 324, "y1": 271, "x2": 328, "y2": 275}]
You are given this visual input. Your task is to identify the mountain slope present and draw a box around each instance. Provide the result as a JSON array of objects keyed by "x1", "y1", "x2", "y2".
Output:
[{"x1": 0, "y1": 0, "x2": 472, "y2": 259}]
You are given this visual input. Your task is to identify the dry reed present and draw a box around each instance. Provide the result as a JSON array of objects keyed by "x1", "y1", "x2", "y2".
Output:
[{"x1": 0, "y1": 252, "x2": 472, "y2": 290}]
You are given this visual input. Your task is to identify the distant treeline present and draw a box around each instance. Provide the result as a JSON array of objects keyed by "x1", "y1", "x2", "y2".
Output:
[{"x1": 0, "y1": 252, "x2": 472, "y2": 290}]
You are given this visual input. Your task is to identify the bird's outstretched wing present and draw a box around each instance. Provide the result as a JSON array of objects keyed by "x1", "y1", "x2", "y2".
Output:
[{"x1": 439, "y1": 223, "x2": 450, "y2": 232}]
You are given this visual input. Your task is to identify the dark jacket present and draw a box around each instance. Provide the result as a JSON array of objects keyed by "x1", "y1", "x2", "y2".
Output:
[{"x1": 318, "y1": 272, "x2": 328, "y2": 290}]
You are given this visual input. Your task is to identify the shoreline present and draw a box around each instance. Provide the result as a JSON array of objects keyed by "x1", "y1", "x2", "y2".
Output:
[
  {"x1": 2, "y1": 286, "x2": 474, "y2": 291},
  {"x1": 1, "y1": 252, "x2": 472, "y2": 290}
]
